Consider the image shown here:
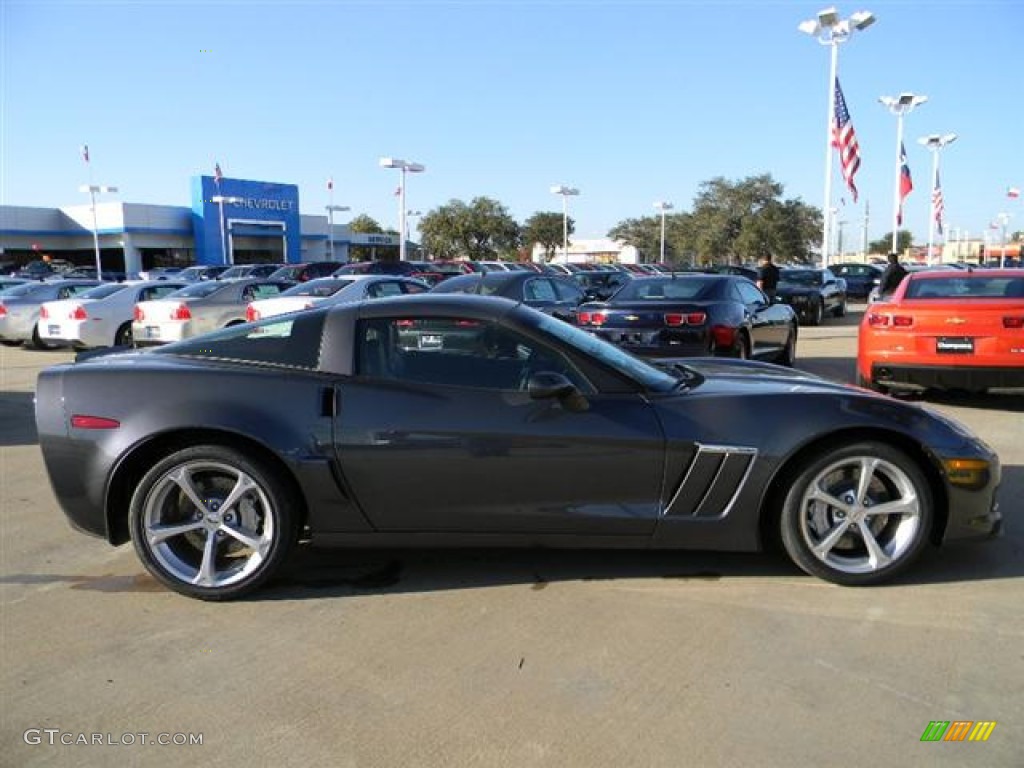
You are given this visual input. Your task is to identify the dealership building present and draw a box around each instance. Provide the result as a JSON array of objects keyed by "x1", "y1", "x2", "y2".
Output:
[{"x1": 0, "y1": 175, "x2": 402, "y2": 274}]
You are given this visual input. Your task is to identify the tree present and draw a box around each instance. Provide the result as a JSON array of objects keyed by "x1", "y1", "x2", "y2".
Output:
[
  {"x1": 347, "y1": 214, "x2": 383, "y2": 234},
  {"x1": 344, "y1": 214, "x2": 394, "y2": 262},
  {"x1": 420, "y1": 197, "x2": 521, "y2": 261},
  {"x1": 868, "y1": 231, "x2": 913, "y2": 255},
  {"x1": 523, "y1": 212, "x2": 572, "y2": 262},
  {"x1": 608, "y1": 174, "x2": 819, "y2": 266}
]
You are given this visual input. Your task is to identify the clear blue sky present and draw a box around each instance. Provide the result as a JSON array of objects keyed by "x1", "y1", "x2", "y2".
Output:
[{"x1": 2, "y1": 0, "x2": 1021, "y2": 249}]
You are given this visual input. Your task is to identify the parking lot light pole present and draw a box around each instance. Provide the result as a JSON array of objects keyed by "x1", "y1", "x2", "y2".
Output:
[
  {"x1": 325, "y1": 205, "x2": 350, "y2": 261},
  {"x1": 653, "y1": 202, "x2": 674, "y2": 264},
  {"x1": 79, "y1": 184, "x2": 118, "y2": 278},
  {"x1": 917, "y1": 133, "x2": 957, "y2": 266},
  {"x1": 996, "y1": 212, "x2": 1011, "y2": 267},
  {"x1": 799, "y1": 6, "x2": 876, "y2": 268},
  {"x1": 550, "y1": 185, "x2": 579, "y2": 263},
  {"x1": 879, "y1": 92, "x2": 927, "y2": 253},
  {"x1": 379, "y1": 158, "x2": 425, "y2": 261},
  {"x1": 211, "y1": 195, "x2": 243, "y2": 265}
]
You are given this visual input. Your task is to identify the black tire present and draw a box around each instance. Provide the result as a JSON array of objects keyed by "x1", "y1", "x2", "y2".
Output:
[
  {"x1": 729, "y1": 330, "x2": 750, "y2": 360},
  {"x1": 129, "y1": 445, "x2": 299, "y2": 600},
  {"x1": 855, "y1": 371, "x2": 885, "y2": 393},
  {"x1": 30, "y1": 326, "x2": 59, "y2": 350},
  {"x1": 114, "y1": 322, "x2": 132, "y2": 347},
  {"x1": 779, "y1": 441, "x2": 933, "y2": 586},
  {"x1": 776, "y1": 325, "x2": 797, "y2": 366},
  {"x1": 808, "y1": 299, "x2": 824, "y2": 326},
  {"x1": 833, "y1": 300, "x2": 847, "y2": 318},
  {"x1": 0, "y1": 339, "x2": 22, "y2": 347}
]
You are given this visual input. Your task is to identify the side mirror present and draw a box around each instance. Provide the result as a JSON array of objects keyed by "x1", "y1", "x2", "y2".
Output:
[{"x1": 527, "y1": 372, "x2": 588, "y2": 411}]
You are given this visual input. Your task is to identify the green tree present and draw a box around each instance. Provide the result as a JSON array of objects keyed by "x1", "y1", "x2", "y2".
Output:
[
  {"x1": 345, "y1": 214, "x2": 394, "y2": 262},
  {"x1": 420, "y1": 197, "x2": 521, "y2": 261},
  {"x1": 523, "y1": 212, "x2": 572, "y2": 262},
  {"x1": 608, "y1": 216, "x2": 661, "y2": 263},
  {"x1": 868, "y1": 231, "x2": 913, "y2": 255}
]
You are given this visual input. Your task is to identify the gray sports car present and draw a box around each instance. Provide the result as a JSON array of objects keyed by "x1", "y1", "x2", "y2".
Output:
[{"x1": 35, "y1": 294, "x2": 1001, "y2": 600}]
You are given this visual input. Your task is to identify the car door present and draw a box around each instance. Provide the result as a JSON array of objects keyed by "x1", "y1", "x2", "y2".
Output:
[
  {"x1": 332, "y1": 313, "x2": 665, "y2": 536},
  {"x1": 734, "y1": 280, "x2": 785, "y2": 354}
]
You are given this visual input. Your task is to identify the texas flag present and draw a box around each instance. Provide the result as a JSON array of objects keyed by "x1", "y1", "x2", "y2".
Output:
[
  {"x1": 214, "y1": 162, "x2": 223, "y2": 184},
  {"x1": 897, "y1": 142, "x2": 913, "y2": 226},
  {"x1": 1009, "y1": 187, "x2": 1021, "y2": 199}
]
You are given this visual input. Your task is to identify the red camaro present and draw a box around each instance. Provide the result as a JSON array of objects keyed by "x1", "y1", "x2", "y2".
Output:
[{"x1": 857, "y1": 269, "x2": 1024, "y2": 393}]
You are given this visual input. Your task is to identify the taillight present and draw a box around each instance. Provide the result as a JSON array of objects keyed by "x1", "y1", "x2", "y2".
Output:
[
  {"x1": 39, "y1": 305, "x2": 49, "y2": 319},
  {"x1": 134, "y1": 305, "x2": 144, "y2": 322},
  {"x1": 665, "y1": 312, "x2": 706, "y2": 326},
  {"x1": 664, "y1": 313, "x2": 684, "y2": 326},
  {"x1": 455, "y1": 319, "x2": 479, "y2": 327},
  {"x1": 395, "y1": 319, "x2": 415, "y2": 328},
  {"x1": 246, "y1": 305, "x2": 259, "y2": 322},
  {"x1": 0, "y1": 304, "x2": 6, "y2": 318},
  {"x1": 577, "y1": 311, "x2": 591, "y2": 325},
  {"x1": 171, "y1": 303, "x2": 191, "y2": 320},
  {"x1": 686, "y1": 312, "x2": 706, "y2": 325},
  {"x1": 712, "y1": 325, "x2": 736, "y2": 346},
  {"x1": 70, "y1": 414, "x2": 120, "y2": 430},
  {"x1": 70, "y1": 305, "x2": 87, "y2": 320},
  {"x1": 867, "y1": 313, "x2": 913, "y2": 327},
  {"x1": 590, "y1": 312, "x2": 606, "y2": 326},
  {"x1": 1004, "y1": 316, "x2": 1024, "y2": 329}
]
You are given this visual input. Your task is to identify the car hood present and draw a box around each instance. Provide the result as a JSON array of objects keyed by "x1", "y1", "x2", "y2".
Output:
[{"x1": 660, "y1": 357, "x2": 861, "y2": 397}]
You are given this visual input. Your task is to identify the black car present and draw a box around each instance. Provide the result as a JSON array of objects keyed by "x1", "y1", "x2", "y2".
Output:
[
  {"x1": 35, "y1": 294, "x2": 1001, "y2": 600},
  {"x1": 573, "y1": 269, "x2": 633, "y2": 301},
  {"x1": 831, "y1": 263, "x2": 883, "y2": 299},
  {"x1": 576, "y1": 274, "x2": 798, "y2": 363},
  {"x1": 704, "y1": 264, "x2": 759, "y2": 282},
  {"x1": 775, "y1": 267, "x2": 848, "y2": 325},
  {"x1": 431, "y1": 272, "x2": 585, "y2": 321}
]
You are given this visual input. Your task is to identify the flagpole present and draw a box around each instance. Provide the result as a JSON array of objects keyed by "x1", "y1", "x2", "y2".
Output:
[
  {"x1": 891, "y1": 117, "x2": 904, "y2": 253},
  {"x1": 821, "y1": 41, "x2": 839, "y2": 268}
]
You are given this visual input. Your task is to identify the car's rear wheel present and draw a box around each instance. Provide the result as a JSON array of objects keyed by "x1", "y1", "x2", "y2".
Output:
[
  {"x1": 114, "y1": 322, "x2": 132, "y2": 347},
  {"x1": 0, "y1": 339, "x2": 21, "y2": 347},
  {"x1": 777, "y1": 325, "x2": 797, "y2": 366},
  {"x1": 855, "y1": 371, "x2": 885, "y2": 393},
  {"x1": 779, "y1": 441, "x2": 932, "y2": 585},
  {"x1": 729, "y1": 330, "x2": 750, "y2": 359},
  {"x1": 129, "y1": 445, "x2": 298, "y2": 600},
  {"x1": 808, "y1": 299, "x2": 824, "y2": 326},
  {"x1": 30, "y1": 326, "x2": 59, "y2": 350},
  {"x1": 833, "y1": 300, "x2": 847, "y2": 318}
]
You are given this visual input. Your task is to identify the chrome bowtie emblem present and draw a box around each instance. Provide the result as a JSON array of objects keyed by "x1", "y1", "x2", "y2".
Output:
[
  {"x1": 625, "y1": 315, "x2": 639, "y2": 321},
  {"x1": 945, "y1": 317, "x2": 967, "y2": 324}
]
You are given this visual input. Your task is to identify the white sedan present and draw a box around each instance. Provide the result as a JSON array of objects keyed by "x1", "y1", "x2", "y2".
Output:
[
  {"x1": 133, "y1": 278, "x2": 292, "y2": 346},
  {"x1": 246, "y1": 275, "x2": 428, "y2": 321},
  {"x1": 37, "y1": 280, "x2": 187, "y2": 348}
]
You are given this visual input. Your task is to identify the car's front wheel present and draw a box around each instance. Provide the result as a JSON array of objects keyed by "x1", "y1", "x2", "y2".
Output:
[
  {"x1": 129, "y1": 445, "x2": 299, "y2": 600},
  {"x1": 777, "y1": 325, "x2": 797, "y2": 366},
  {"x1": 808, "y1": 299, "x2": 824, "y2": 326},
  {"x1": 779, "y1": 442, "x2": 933, "y2": 585}
]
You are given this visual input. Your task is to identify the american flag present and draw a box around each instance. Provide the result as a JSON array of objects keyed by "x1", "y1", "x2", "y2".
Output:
[
  {"x1": 214, "y1": 162, "x2": 223, "y2": 184},
  {"x1": 831, "y1": 79, "x2": 861, "y2": 203},
  {"x1": 932, "y1": 170, "x2": 945, "y2": 235},
  {"x1": 81, "y1": 144, "x2": 90, "y2": 164},
  {"x1": 897, "y1": 141, "x2": 912, "y2": 226},
  {"x1": 1009, "y1": 186, "x2": 1021, "y2": 199},
  {"x1": 327, "y1": 177, "x2": 334, "y2": 192}
]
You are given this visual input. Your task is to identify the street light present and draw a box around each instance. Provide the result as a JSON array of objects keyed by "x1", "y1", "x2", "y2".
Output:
[
  {"x1": 799, "y1": 6, "x2": 876, "y2": 267},
  {"x1": 917, "y1": 133, "x2": 957, "y2": 265},
  {"x1": 653, "y1": 202, "x2": 673, "y2": 265},
  {"x1": 379, "y1": 157, "x2": 425, "y2": 261},
  {"x1": 550, "y1": 185, "x2": 579, "y2": 263},
  {"x1": 78, "y1": 184, "x2": 118, "y2": 278},
  {"x1": 324, "y1": 205, "x2": 350, "y2": 261},
  {"x1": 995, "y1": 212, "x2": 1011, "y2": 267},
  {"x1": 879, "y1": 92, "x2": 927, "y2": 253},
  {"x1": 211, "y1": 195, "x2": 243, "y2": 265}
]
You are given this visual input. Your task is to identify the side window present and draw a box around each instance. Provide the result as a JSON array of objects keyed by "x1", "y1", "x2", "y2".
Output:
[
  {"x1": 524, "y1": 278, "x2": 557, "y2": 302},
  {"x1": 250, "y1": 283, "x2": 284, "y2": 300},
  {"x1": 736, "y1": 281, "x2": 766, "y2": 305},
  {"x1": 401, "y1": 281, "x2": 428, "y2": 295},
  {"x1": 367, "y1": 281, "x2": 405, "y2": 299},
  {"x1": 554, "y1": 279, "x2": 583, "y2": 302},
  {"x1": 140, "y1": 285, "x2": 178, "y2": 301},
  {"x1": 241, "y1": 285, "x2": 256, "y2": 302},
  {"x1": 356, "y1": 317, "x2": 589, "y2": 392}
]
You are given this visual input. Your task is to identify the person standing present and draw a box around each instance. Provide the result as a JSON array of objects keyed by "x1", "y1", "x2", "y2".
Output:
[
  {"x1": 757, "y1": 254, "x2": 780, "y2": 300},
  {"x1": 878, "y1": 252, "x2": 908, "y2": 298}
]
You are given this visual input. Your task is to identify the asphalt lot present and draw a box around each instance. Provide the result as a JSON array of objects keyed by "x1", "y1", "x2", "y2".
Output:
[{"x1": 2, "y1": 305, "x2": 1022, "y2": 767}]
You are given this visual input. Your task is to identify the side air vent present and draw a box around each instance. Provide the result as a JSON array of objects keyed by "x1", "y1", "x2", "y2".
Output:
[{"x1": 664, "y1": 444, "x2": 757, "y2": 519}]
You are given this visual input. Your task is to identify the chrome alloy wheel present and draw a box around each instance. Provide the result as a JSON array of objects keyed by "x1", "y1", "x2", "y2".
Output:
[
  {"x1": 142, "y1": 460, "x2": 275, "y2": 589},
  {"x1": 798, "y1": 456, "x2": 921, "y2": 575}
]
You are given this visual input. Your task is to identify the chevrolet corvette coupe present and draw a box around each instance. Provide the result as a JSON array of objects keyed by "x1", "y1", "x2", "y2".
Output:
[
  {"x1": 858, "y1": 268, "x2": 1024, "y2": 393},
  {"x1": 36, "y1": 294, "x2": 1001, "y2": 600}
]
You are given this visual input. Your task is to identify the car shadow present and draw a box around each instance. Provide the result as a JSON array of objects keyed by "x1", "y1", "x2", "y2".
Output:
[
  {"x1": 258, "y1": 465, "x2": 1022, "y2": 601},
  {"x1": 0, "y1": 391, "x2": 38, "y2": 447}
]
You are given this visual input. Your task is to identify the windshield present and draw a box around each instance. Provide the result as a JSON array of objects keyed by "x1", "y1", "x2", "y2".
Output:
[
  {"x1": 432, "y1": 275, "x2": 510, "y2": 295},
  {"x1": 217, "y1": 266, "x2": 250, "y2": 279},
  {"x1": 1, "y1": 282, "x2": 49, "y2": 298},
  {"x1": 78, "y1": 284, "x2": 130, "y2": 300},
  {"x1": 528, "y1": 311, "x2": 679, "y2": 392},
  {"x1": 904, "y1": 275, "x2": 1024, "y2": 299},
  {"x1": 611, "y1": 277, "x2": 717, "y2": 302},
  {"x1": 780, "y1": 270, "x2": 821, "y2": 287},
  {"x1": 280, "y1": 278, "x2": 355, "y2": 298},
  {"x1": 165, "y1": 282, "x2": 224, "y2": 299}
]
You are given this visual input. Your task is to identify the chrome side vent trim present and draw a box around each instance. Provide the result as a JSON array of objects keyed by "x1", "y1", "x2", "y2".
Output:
[{"x1": 664, "y1": 444, "x2": 758, "y2": 519}]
